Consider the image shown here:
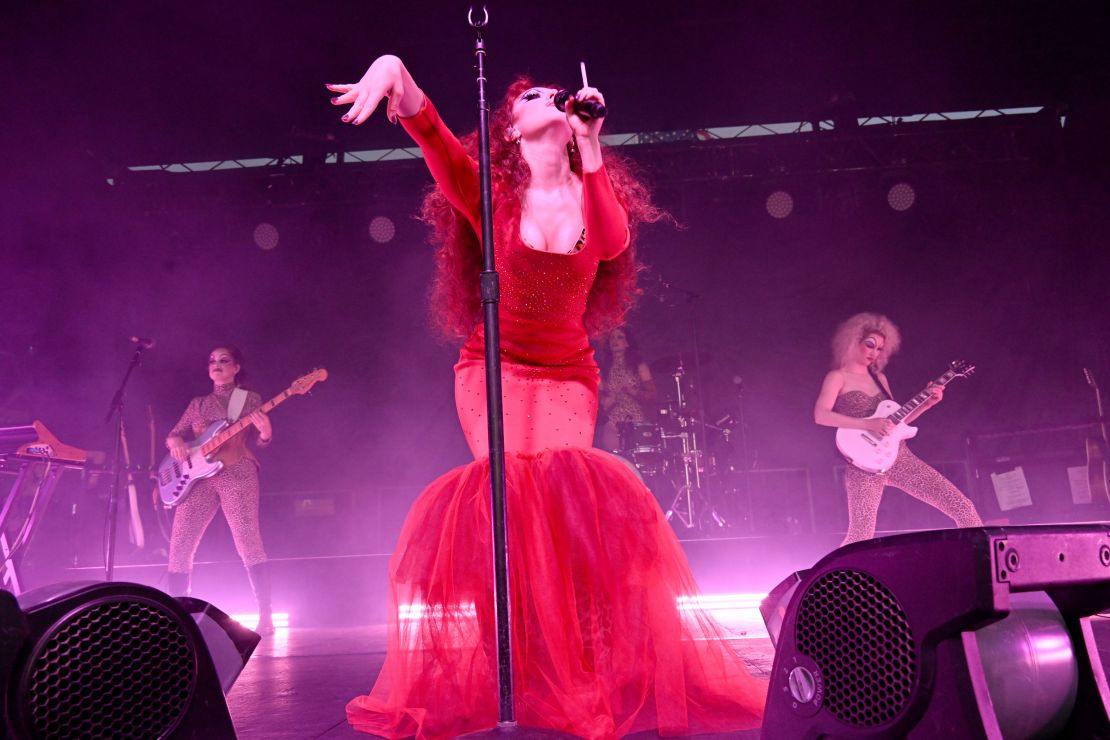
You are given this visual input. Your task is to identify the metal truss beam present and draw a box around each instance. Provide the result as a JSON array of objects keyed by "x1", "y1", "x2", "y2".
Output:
[{"x1": 125, "y1": 107, "x2": 1049, "y2": 179}]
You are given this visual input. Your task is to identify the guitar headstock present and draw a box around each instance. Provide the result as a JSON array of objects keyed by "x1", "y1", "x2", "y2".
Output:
[
  {"x1": 948, "y1": 360, "x2": 976, "y2": 379},
  {"x1": 1085, "y1": 368, "x2": 1098, "y2": 390},
  {"x1": 290, "y1": 368, "x2": 328, "y2": 395}
]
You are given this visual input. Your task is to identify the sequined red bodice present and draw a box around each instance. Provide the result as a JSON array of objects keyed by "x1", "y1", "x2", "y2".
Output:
[
  {"x1": 499, "y1": 243, "x2": 599, "y2": 325},
  {"x1": 400, "y1": 97, "x2": 626, "y2": 372}
]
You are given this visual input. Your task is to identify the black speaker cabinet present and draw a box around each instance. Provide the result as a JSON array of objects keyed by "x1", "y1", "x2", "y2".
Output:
[
  {"x1": 1, "y1": 581, "x2": 259, "y2": 739},
  {"x1": 761, "y1": 524, "x2": 1110, "y2": 739}
]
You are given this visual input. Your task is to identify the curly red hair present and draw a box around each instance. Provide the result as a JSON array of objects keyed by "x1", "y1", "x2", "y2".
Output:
[{"x1": 421, "y1": 77, "x2": 664, "y2": 339}]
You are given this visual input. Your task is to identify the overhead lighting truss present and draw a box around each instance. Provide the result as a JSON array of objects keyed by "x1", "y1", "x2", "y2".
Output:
[{"x1": 125, "y1": 106, "x2": 1049, "y2": 181}]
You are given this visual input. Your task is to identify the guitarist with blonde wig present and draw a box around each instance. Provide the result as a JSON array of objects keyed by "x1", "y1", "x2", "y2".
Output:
[{"x1": 814, "y1": 313, "x2": 982, "y2": 546}]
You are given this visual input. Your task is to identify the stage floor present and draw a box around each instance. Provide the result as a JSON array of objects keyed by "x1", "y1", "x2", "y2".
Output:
[
  {"x1": 225, "y1": 625, "x2": 774, "y2": 739},
  {"x1": 225, "y1": 617, "x2": 1110, "y2": 739}
]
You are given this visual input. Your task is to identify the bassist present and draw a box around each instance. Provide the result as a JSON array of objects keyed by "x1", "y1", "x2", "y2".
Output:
[{"x1": 164, "y1": 345, "x2": 274, "y2": 634}]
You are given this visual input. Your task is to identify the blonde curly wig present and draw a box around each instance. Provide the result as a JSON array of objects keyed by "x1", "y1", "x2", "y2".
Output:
[{"x1": 831, "y1": 312, "x2": 902, "y2": 371}]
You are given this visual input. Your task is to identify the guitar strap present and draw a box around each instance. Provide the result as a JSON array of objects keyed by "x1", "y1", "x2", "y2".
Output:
[
  {"x1": 227, "y1": 387, "x2": 249, "y2": 422},
  {"x1": 869, "y1": 366, "x2": 894, "y2": 401}
]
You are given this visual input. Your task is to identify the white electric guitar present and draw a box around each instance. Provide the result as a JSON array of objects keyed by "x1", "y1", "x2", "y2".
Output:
[
  {"x1": 836, "y1": 360, "x2": 975, "y2": 474},
  {"x1": 157, "y1": 369, "x2": 327, "y2": 507}
]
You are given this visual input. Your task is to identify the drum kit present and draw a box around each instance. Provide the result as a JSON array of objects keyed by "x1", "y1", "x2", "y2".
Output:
[{"x1": 612, "y1": 355, "x2": 752, "y2": 532}]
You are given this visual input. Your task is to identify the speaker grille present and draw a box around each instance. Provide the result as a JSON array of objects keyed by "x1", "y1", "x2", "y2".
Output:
[
  {"x1": 795, "y1": 569, "x2": 916, "y2": 727},
  {"x1": 22, "y1": 598, "x2": 196, "y2": 740}
]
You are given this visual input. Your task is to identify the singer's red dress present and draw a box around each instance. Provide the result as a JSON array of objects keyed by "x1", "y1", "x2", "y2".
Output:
[{"x1": 346, "y1": 98, "x2": 766, "y2": 740}]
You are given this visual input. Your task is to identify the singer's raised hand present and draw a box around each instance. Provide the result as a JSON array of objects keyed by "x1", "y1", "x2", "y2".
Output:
[
  {"x1": 326, "y1": 55, "x2": 424, "y2": 125},
  {"x1": 566, "y1": 86, "x2": 606, "y2": 139},
  {"x1": 567, "y1": 86, "x2": 606, "y2": 172}
]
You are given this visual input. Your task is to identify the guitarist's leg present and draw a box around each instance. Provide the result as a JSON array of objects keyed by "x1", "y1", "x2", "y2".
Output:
[
  {"x1": 215, "y1": 460, "x2": 267, "y2": 567},
  {"x1": 214, "y1": 460, "x2": 272, "y2": 633},
  {"x1": 887, "y1": 445, "x2": 983, "y2": 528},
  {"x1": 167, "y1": 480, "x2": 221, "y2": 590},
  {"x1": 841, "y1": 467, "x2": 888, "y2": 546}
]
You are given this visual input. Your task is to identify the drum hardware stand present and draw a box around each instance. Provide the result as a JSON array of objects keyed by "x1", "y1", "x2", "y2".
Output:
[
  {"x1": 651, "y1": 282, "x2": 725, "y2": 531},
  {"x1": 725, "y1": 376, "x2": 756, "y2": 533},
  {"x1": 662, "y1": 360, "x2": 726, "y2": 530}
]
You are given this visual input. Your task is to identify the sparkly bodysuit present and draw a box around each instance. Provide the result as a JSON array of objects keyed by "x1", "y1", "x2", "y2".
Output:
[
  {"x1": 346, "y1": 98, "x2": 766, "y2": 740},
  {"x1": 604, "y1": 357, "x2": 647, "y2": 425},
  {"x1": 166, "y1": 383, "x2": 268, "y2": 573},
  {"x1": 834, "y1": 390, "x2": 982, "y2": 546}
]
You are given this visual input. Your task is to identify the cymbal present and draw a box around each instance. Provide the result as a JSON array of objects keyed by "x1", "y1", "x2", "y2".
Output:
[{"x1": 649, "y1": 353, "x2": 714, "y2": 374}]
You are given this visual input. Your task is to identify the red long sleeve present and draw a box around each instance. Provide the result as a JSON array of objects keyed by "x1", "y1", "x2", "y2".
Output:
[
  {"x1": 399, "y1": 97, "x2": 481, "y2": 235},
  {"x1": 582, "y1": 165, "x2": 630, "y2": 260}
]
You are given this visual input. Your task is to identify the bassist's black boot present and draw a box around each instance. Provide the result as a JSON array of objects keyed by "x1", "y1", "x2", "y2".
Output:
[
  {"x1": 246, "y1": 561, "x2": 274, "y2": 636},
  {"x1": 167, "y1": 570, "x2": 191, "y2": 597}
]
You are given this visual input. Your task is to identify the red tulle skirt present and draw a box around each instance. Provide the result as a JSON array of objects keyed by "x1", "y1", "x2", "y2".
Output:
[{"x1": 347, "y1": 448, "x2": 766, "y2": 739}]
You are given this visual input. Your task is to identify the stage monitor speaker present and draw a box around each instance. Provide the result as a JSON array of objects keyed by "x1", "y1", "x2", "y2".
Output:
[
  {"x1": 1, "y1": 581, "x2": 260, "y2": 739},
  {"x1": 760, "y1": 524, "x2": 1110, "y2": 739}
]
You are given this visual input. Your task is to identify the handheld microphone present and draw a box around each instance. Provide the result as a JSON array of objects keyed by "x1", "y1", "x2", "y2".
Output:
[
  {"x1": 554, "y1": 90, "x2": 607, "y2": 120},
  {"x1": 130, "y1": 336, "x2": 156, "y2": 349}
]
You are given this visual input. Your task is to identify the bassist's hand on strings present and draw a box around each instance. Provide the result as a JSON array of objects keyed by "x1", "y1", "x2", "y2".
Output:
[{"x1": 165, "y1": 435, "x2": 188, "y2": 463}]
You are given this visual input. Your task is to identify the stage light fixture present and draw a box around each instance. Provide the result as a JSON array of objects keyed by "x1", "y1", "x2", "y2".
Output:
[
  {"x1": 368, "y1": 216, "x2": 396, "y2": 243},
  {"x1": 765, "y1": 190, "x2": 794, "y2": 219},
  {"x1": 886, "y1": 181, "x2": 916, "y2": 212},
  {"x1": 231, "y1": 611, "x2": 291, "y2": 630},
  {"x1": 253, "y1": 222, "x2": 280, "y2": 250},
  {"x1": 678, "y1": 592, "x2": 770, "y2": 638}
]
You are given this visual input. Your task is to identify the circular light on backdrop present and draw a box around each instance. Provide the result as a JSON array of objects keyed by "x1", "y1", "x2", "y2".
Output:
[
  {"x1": 368, "y1": 216, "x2": 396, "y2": 244},
  {"x1": 253, "y1": 222, "x2": 280, "y2": 250},
  {"x1": 765, "y1": 190, "x2": 794, "y2": 219},
  {"x1": 887, "y1": 182, "x2": 916, "y2": 212}
]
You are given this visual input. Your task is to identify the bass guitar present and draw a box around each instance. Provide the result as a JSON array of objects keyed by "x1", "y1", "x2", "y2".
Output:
[
  {"x1": 1084, "y1": 368, "x2": 1109, "y2": 503},
  {"x1": 157, "y1": 369, "x2": 327, "y2": 507},
  {"x1": 836, "y1": 360, "x2": 975, "y2": 474}
]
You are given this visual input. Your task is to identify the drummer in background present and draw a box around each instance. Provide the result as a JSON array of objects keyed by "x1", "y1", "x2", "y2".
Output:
[{"x1": 598, "y1": 326, "x2": 657, "y2": 451}]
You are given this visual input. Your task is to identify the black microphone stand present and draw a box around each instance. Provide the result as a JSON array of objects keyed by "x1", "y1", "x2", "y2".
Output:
[
  {"x1": 733, "y1": 376, "x2": 755, "y2": 532},
  {"x1": 103, "y1": 341, "x2": 147, "y2": 580},
  {"x1": 460, "y1": 8, "x2": 575, "y2": 739}
]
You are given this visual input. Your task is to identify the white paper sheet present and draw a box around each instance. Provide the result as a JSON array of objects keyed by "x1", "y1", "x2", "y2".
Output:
[{"x1": 990, "y1": 467, "x2": 1033, "y2": 511}]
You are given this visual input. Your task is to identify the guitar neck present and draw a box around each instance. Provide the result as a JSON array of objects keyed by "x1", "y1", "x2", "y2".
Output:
[
  {"x1": 1096, "y1": 387, "x2": 1109, "y2": 445},
  {"x1": 200, "y1": 389, "x2": 293, "y2": 455},
  {"x1": 1084, "y1": 368, "x2": 1108, "y2": 444},
  {"x1": 887, "y1": 370, "x2": 959, "y2": 424}
]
